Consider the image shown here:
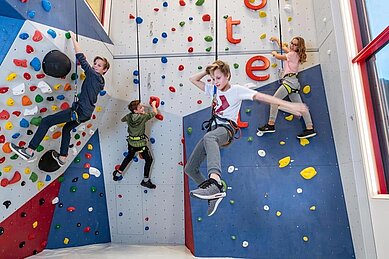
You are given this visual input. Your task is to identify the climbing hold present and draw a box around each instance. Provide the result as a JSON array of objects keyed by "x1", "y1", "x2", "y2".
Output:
[
  {"x1": 202, "y1": 14, "x2": 211, "y2": 22},
  {"x1": 278, "y1": 156, "x2": 291, "y2": 168},
  {"x1": 260, "y1": 33, "x2": 267, "y2": 39},
  {"x1": 30, "y1": 116, "x2": 42, "y2": 126},
  {"x1": 19, "y1": 32, "x2": 29, "y2": 40},
  {"x1": 82, "y1": 173, "x2": 90, "y2": 180},
  {"x1": 259, "y1": 11, "x2": 267, "y2": 18},
  {"x1": 161, "y1": 56, "x2": 168, "y2": 63},
  {"x1": 89, "y1": 167, "x2": 101, "y2": 177},
  {"x1": 63, "y1": 238, "x2": 69, "y2": 245},
  {"x1": 187, "y1": 127, "x2": 192, "y2": 134},
  {"x1": 6, "y1": 73, "x2": 17, "y2": 81},
  {"x1": 67, "y1": 207, "x2": 76, "y2": 212},
  {"x1": 247, "y1": 136, "x2": 253, "y2": 142},
  {"x1": 188, "y1": 47, "x2": 194, "y2": 53},
  {"x1": 195, "y1": 0, "x2": 205, "y2": 6},
  {"x1": 13, "y1": 59, "x2": 27, "y2": 68},
  {"x1": 87, "y1": 144, "x2": 93, "y2": 150},
  {"x1": 4, "y1": 122, "x2": 13, "y2": 130},
  {"x1": 37, "y1": 81, "x2": 52, "y2": 93},
  {"x1": 47, "y1": 29, "x2": 56, "y2": 38},
  {"x1": 0, "y1": 135, "x2": 5, "y2": 143},
  {"x1": 30, "y1": 57, "x2": 41, "y2": 71},
  {"x1": 285, "y1": 114, "x2": 294, "y2": 121},
  {"x1": 36, "y1": 73, "x2": 45, "y2": 79},
  {"x1": 12, "y1": 83, "x2": 26, "y2": 95},
  {"x1": 135, "y1": 17, "x2": 143, "y2": 24},
  {"x1": 70, "y1": 186, "x2": 77, "y2": 192},
  {"x1": 41, "y1": 0, "x2": 52, "y2": 12},
  {"x1": 155, "y1": 114, "x2": 164, "y2": 121},
  {"x1": 257, "y1": 150, "x2": 266, "y2": 157},
  {"x1": 276, "y1": 211, "x2": 282, "y2": 217},
  {"x1": 303, "y1": 236, "x2": 309, "y2": 242},
  {"x1": 0, "y1": 110, "x2": 10, "y2": 120},
  {"x1": 179, "y1": 21, "x2": 185, "y2": 27},
  {"x1": 204, "y1": 35, "x2": 213, "y2": 42},
  {"x1": 288, "y1": 16, "x2": 292, "y2": 22},
  {"x1": 26, "y1": 45, "x2": 34, "y2": 53},
  {"x1": 242, "y1": 241, "x2": 249, "y2": 248},
  {"x1": 169, "y1": 86, "x2": 176, "y2": 92},
  {"x1": 300, "y1": 138, "x2": 310, "y2": 146},
  {"x1": 22, "y1": 96, "x2": 33, "y2": 106},
  {"x1": 300, "y1": 167, "x2": 317, "y2": 180},
  {"x1": 303, "y1": 85, "x2": 311, "y2": 94},
  {"x1": 3, "y1": 200, "x2": 11, "y2": 209},
  {"x1": 309, "y1": 205, "x2": 316, "y2": 211},
  {"x1": 24, "y1": 73, "x2": 31, "y2": 80},
  {"x1": 24, "y1": 106, "x2": 38, "y2": 116},
  {"x1": 43, "y1": 50, "x2": 71, "y2": 78},
  {"x1": 0, "y1": 87, "x2": 9, "y2": 94}
]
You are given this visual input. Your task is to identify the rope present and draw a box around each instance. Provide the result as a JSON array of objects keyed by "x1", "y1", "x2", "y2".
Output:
[
  {"x1": 276, "y1": 0, "x2": 284, "y2": 70},
  {"x1": 73, "y1": 0, "x2": 79, "y2": 103},
  {"x1": 135, "y1": 0, "x2": 141, "y2": 101}
]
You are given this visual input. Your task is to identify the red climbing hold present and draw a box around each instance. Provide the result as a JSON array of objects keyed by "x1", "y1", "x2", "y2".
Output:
[
  {"x1": 20, "y1": 0, "x2": 28, "y2": 3},
  {"x1": 149, "y1": 96, "x2": 160, "y2": 108},
  {"x1": 36, "y1": 73, "x2": 45, "y2": 79},
  {"x1": 0, "y1": 135, "x2": 5, "y2": 143},
  {"x1": 8, "y1": 171, "x2": 21, "y2": 185},
  {"x1": 0, "y1": 87, "x2": 9, "y2": 94},
  {"x1": 67, "y1": 207, "x2": 76, "y2": 212},
  {"x1": 12, "y1": 111, "x2": 21, "y2": 116},
  {"x1": 178, "y1": 65, "x2": 184, "y2": 71},
  {"x1": 26, "y1": 44, "x2": 34, "y2": 53},
  {"x1": 187, "y1": 36, "x2": 193, "y2": 42},
  {"x1": 84, "y1": 163, "x2": 91, "y2": 169},
  {"x1": 202, "y1": 14, "x2": 211, "y2": 22},
  {"x1": 29, "y1": 85, "x2": 37, "y2": 91},
  {"x1": 60, "y1": 102, "x2": 70, "y2": 110},
  {"x1": 85, "y1": 153, "x2": 92, "y2": 159},
  {"x1": 13, "y1": 59, "x2": 27, "y2": 67},
  {"x1": 154, "y1": 8, "x2": 159, "y2": 12},
  {"x1": 169, "y1": 86, "x2": 176, "y2": 92},
  {"x1": 0, "y1": 110, "x2": 10, "y2": 120},
  {"x1": 83, "y1": 226, "x2": 91, "y2": 233},
  {"x1": 129, "y1": 14, "x2": 135, "y2": 19},
  {"x1": 23, "y1": 72, "x2": 31, "y2": 80},
  {"x1": 171, "y1": 27, "x2": 176, "y2": 32},
  {"x1": 188, "y1": 47, "x2": 193, "y2": 53},
  {"x1": 1, "y1": 179, "x2": 8, "y2": 187},
  {"x1": 32, "y1": 30, "x2": 43, "y2": 42},
  {"x1": 40, "y1": 107, "x2": 47, "y2": 113},
  {"x1": 179, "y1": 0, "x2": 186, "y2": 6},
  {"x1": 197, "y1": 100, "x2": 202, "y2": 104},
  {"x1": 0, "y1": 157, "x2": 5, "y2": 164}
]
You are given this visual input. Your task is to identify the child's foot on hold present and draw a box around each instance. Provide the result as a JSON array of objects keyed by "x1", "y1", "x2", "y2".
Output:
[
  {"x1": 112, "y1": 170, "x2": 123, "y2": 181},
  {"x1": 297, "y1": 128, "x2": 317, "y2": 139},
  {"x1": 257, "y1": 124, "x2": 275, "y2": 135},
  {"x1": 207, "y1": 197, "x2": 223, "y2": 217},
  {"x1": 140, "y1": 179, "x2": 156, "y2": 189},
  {"x1": 190, "y1": 178, "x2": 226, "y2": 200},
  {"x1": 52, "y1": 151, "x2": 65, "y2": 167},
  {"x1": 10, "y1": 143, "x2": 35, "y2": 162}
]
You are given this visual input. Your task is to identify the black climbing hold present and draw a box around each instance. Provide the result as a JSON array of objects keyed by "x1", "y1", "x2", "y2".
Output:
[
  {"x1": 42, "y1": 50, "x2": 71, "y2": 78},
  {"x1": 3, "y1": 200, "x2": 11, "y2": 209}
]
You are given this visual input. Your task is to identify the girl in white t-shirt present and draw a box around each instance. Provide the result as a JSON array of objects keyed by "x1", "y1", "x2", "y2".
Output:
[
  {"x1": 258, "y1": 36, "x2": 316, "y2": 139},
  {"x1": 186, "y1": 60, "x2": 309, "y2": 216}
]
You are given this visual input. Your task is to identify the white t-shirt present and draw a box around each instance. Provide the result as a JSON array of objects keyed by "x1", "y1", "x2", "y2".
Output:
[{"x1": 204, "y1": 83, "x2": 256, "y2": 124}]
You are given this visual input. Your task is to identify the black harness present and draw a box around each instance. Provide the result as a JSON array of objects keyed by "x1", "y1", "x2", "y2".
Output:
[{"x1": 201, "y1": 86, "x2": 241, "y2": 146}]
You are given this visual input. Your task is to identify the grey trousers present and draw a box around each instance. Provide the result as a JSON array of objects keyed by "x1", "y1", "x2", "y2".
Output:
[
  {"x1": 185, "y1": 126, "x2": 230, "y2": 185},
  {"x1": 269, "y1": 77, "x2": 313, "y2": 128}
]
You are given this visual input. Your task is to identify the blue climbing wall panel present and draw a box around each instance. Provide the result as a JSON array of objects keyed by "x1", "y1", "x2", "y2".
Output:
[
  {"x1": 46, "y1": 130, "x2": 110, "y2": 248},
  {"x1": 0, "y1": 0, "x2": 111, "y2": 44},
  {"x1": 0, "y1": 16, "x2": 24, "y2": 65},
  {"x1": 183, "y1": 65, "x2": 355, "y2": 258}
]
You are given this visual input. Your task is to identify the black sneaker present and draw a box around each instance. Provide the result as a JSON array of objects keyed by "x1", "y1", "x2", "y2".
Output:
[
  {"x1": 52, "y1": 151, "x2": 65, "y2": 167},
  {"x1": 141, "y1": 179, "x2": 156, "y2": 189},
  {"x1": 10, "y1": 143, "x2": 35, "y2": 162},
  {"x1": 112, "y1": 170, "x2": 123, "y2": 181},
  {"x1": 190, "y1": 178, "x2": 226, "y2": 200},
  {"x1": 297, "y1": 128, "x2": 317, "y2": 139},
  {"x1": 257, "y1": 124, "x2": 275, "y2": 134}
]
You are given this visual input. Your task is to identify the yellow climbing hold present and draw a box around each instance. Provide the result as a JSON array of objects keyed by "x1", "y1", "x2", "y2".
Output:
[
  {"x1": 278, "y1": 156, "x2": 291, "y2": 168},
  {"x1": 43, "y1": 135, "x2": 50, "y2": 141},
  {"x1": 276, "y1": 211, "x2": 282, "y2": 217},
  {"x1": 63, "y1": 238, "x2": 70, "y2": 245},
  {"x1": 303, "y1": 85, "x2": 311, "y2": 94},
  {"x1": 96, "y1": 106, "x2": 102, "y2": 112},
  {"x1": 285, "y1": 114, "x2": 294, "y2": 121},
  {"x1": 6, "y1": 98, "x2": 15, "y2": 106},
  {"x1": 37, "y1": 181, "x2": 45, "y2": 190},
  {"x1": 51, "y1": 105, "x2": 58, "y2": 111},
  {"x1": 260, "y1": 33, "x2": 267, "y2": 39},
  {"x1": 288, "y1": 16, "x2": 293, "y2": 22},
  {"x1": 24, "y1": 168, "x2": 31, "y2": 174},
  {"x1": 6, "y1": 73, "x2": 17, "y2": 81},
  {"x1": 300, "y1": 167, "x2": 317, "y2": 180},
  {"x1": 3, "y1": 166, "x2": 12, "y2": 173},
  {"x1": 279, "y1": 141, "x2": 285, "y2": 145},
  {"x1": 271, "y1": 63, "x2": 278, "y2": 68},
  {"x1": 309, "y1": 205, "x2": 316, "y2": 211},
  {"x1": 80, "y1": 72, "x2": 86, "y2": 80},
  {"x1": 87, "y1": 144, "x2": 93, "y2": 150},
  {"x1": 259, "y1": 11, "x2": 267, "y2": 18},
  {"x1": 32, "y1": 221, "x2": 38, "y2": 228},
  {"x1": 303, "y1": 236, "x2": 309, "y2": 242},
  {"x1": 5, "y1": 122, "x2": 13, "y2": 130},
  {"x1": 300, "y1": 138, "x2": 310, "y2": 146},
  {"x1": 82, "y1": 173, "x2": 90, "y2": 180},
  {"x1": 53, "y1": 84, "x2": 62, "y2": 90}
]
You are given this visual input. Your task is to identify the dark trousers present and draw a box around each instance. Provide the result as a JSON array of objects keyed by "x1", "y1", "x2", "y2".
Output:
[
  {"x1": 119, "y1": 145, "x2": 153, "y2": 178},
  {"x1": 28, "y1": 108, "x2": 88, "y2": 156}
]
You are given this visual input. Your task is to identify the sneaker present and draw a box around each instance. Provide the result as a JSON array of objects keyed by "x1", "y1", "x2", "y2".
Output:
[
  {"x1": 190, "y1": 178, "x2": 226, "y2": 200},
  {"x1": 52, "y1": 151, "x2": 65, "y2": 167},
  {"x1": 297, "y1": 128, "x2": 317, "y2": 139},
  {"x1": 141, "y1": 179, "x2": 156, "y2": 189},
  {"x1": 257, "y1": 124, "x2": 275, "y2": 134},
  {"x1": 10, "y1": 143, "x2": 35, "y2": 162},
  {"x1": 207, "y1": 197, "x2": 223, "y2": 217},
  {"x1": 112, "y1": 170, "x2": 123, "y2": 181}
]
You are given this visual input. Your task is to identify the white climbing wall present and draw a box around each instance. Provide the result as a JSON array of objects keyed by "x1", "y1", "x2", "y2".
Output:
[
  {"x1": 104, "y1": 0, "x2": 320, "y2": 245},
  {"x1": 0, "y1": 20, "x2": 113, "y2": 221}
]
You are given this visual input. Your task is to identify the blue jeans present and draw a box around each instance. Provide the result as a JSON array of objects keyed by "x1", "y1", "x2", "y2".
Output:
[
  {"x1": 184, "y1": 126, "x2": 230, "y2": 185},
  {"x1": 28, "y1": 108, "x2": 88, "y2": 156}
]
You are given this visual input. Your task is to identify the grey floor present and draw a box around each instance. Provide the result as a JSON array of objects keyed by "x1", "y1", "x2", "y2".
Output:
[{"x1": 28, "y1": 243, "x2": 234, "y2": 259}]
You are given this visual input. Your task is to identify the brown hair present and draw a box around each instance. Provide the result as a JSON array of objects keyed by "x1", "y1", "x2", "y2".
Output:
[
  {"x1": 128, "y1": 100, "x2": 140, "y2": 113},
  {"x1": 94, "y1": 56, "x2": 110, "y2": 74},
  {"x1": 292, "y1": 37, "x2": 307, "y2": 64},
  {"x1": 205, "y1": 60, "x2": 231, "y2": 80}
]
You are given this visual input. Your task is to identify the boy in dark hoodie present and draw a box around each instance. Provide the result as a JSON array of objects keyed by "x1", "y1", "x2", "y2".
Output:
[{"x1": 112, "y1": 99, "x2": 157, "y2": 189}]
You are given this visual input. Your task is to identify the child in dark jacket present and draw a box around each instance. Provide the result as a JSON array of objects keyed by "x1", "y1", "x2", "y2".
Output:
[{"x1": 113, "y1": 100, "x2": 158, "y2": 189}]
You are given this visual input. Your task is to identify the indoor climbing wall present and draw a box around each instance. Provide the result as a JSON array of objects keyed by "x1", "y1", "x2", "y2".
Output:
[
  {"x1": 104, "y1": 0, "x2": 327, "y2": 249},
  {"x1": 0, "y1": 0, "x2": 113, "y2": 258}
]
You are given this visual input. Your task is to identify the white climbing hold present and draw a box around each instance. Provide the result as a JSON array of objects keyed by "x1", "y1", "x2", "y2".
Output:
[
  {"x1": 227, "y1": 165, "x2": 235, "y2": 173},
  {"x1": 49, "y1": 125, "x2": 57, "y2": 132},
  {"x1": 51, "y1": 197, "x2": 59, "y2": 204},
  {"x1": 89, "y1": 167, "x2": 101, "y2": 177},
  {"x1": 257, "y1": 149, "x2": 266, "y2": 157},
  {"x1": 37, "y1": 81, "x2": 52, "y2": 93},
  {"x1": 12, "y1": 83, "x2": 26, "y2": 95},
  {"x1": 24, "y1": 105, "x2": 38, "y2": 116}
]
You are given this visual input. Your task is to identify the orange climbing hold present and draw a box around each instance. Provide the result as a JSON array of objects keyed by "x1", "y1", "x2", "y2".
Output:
[
  {"x1": 64, "y1": 83, "x2": 72, "y2": 91},
  {"x1": 2, "y1": 142, "x2": 12, "y2": 153},
  {"x1": 52, "y1": 132, "x2": 61, "y2": 139},
  {"x1": 22, "y1": 95, "x2": 33, "y2": 106}
]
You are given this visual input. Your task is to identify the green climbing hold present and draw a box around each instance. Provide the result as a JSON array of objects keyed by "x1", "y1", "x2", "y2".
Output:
[
  {"x1": 223, "y1": 15, "x2": 228, "y2": 19},
  {"x1": 179, "y1": 21, "x2": 185, "y2": 27},
  {"x1": 58, "y1": 176, "x2": 65, "y2": 183},
  {"x1": 10, "y1": 154, "x2": 18, "y2": 160},
  {"x1": 229, "y1": 200, "x2": 235, "y2": 204},
  {"x1": 70, "y1": 186, "x2": 77, "y2": 192},
  {"x1": 225, "y1": 47, "x2": 229, "y2": 51},
  {"x1": 29, "y1": 172, "x2": 38, "y2": 182},
  {"x1": 245, "y1": 108, "x2": 251, "y2": 113},
  {"x1": 233, "y1": 63, "x2": 239, "y2": 69},
  {"x1": 247, "y1": 136, "x2": 253, "y2": 142},
  {"x1": 73, "y1": 156, "x2": 81, "y2": 163},
  {"x1": 197, "y1": 217, "x2": 203, "y2": 222},
  {"x1": 187, "y1": 127, "x2": 193, "y2": 134},
  {"x1": 91, "y1": 186, "x2": 97, "y2": 192},
  {"x1": 231, "y1": 235, "x2": 237, "y2": 240},
  {"x1": 36, "y1": 145, "x2": 44, "y2": 152},
  {"x1": 195, "y1": 0, "x2": 205, "y2": 6},
  {"x1": 198, "y1": 66, "x2": 203, "y2": 70},
  {"x1": 205, "y1": 47, "x2": 212, "y2": 52},
  {"x1": 65, "y1": 32, "x2": 71, "y2": 39},
  {"x1": 55, "y1": 224, "x2": 61, "y2": 229},
  {"x1": 35, "y1": 94, "x2": 43, "y2": 103},
  {"x1": 30, "y1": 116, "x2": 42, "y2": 126},
  {"x1": 75, "y1": 134, "x2": 80, "y2": 140},
  {"x1": 71, "y1": 73, "x2": 78, "y2": 80},
  {"x1": 0, "y1": 172, "x2": 2, "y2": 177},
  {"x1": 204, "y1": 35, "x2": 213, "y2": 42}
]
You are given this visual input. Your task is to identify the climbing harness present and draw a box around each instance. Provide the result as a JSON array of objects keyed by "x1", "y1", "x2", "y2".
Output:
[
  {"x1": 282, "y1": 73, "x2": 299, "y2": 94},
  {"x1": 127, "y1": 134, "x2": 148, "y2": 141},
  {"x1": 201, "y1": 85, "x2": 241, "y2": 146}
]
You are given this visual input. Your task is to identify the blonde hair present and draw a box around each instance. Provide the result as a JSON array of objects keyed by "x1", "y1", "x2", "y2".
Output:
[
  {"x1": 292, "y1": 37, "x2": 307, "y2": 64},
  {"x1": 94, "y1": 56, "x2": 110, "y2": 74},
  {"x1": 205, "y1": 60, "x2": 231, "y2": 80}
]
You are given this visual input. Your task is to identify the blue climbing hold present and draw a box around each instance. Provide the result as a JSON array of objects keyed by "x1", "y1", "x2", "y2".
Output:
[
  {"x1": 133, "y1": 157, "x2": 138, "y2": 162},
  {"x1": 135, "y1": 17, "x2": 143, "y2": 24},
  {"x1": 28, "y1": 11, "x2": 36, "y2": 18},
  {"x1": 41, "y1": 0, "x2": 52, "y2": 12},
  {"x1": 163, "y1": 2, "x2": 168, "y2": 7},
  {"x1": 20, "y1": 118, "x2": 29, "y2": 128},
  {"x1": 161, "y1": 56, "x2": 168, "y2": 63},
  {"x1": 133, "y1": 78, "x2": 139, "y2": 84},
  {"x1": 56, "y1": 95, "x2": 65, "y2": 100},
  {"x1": 19, "y1": 33, "x2": 29, "y2": 40},
  {"x1": 152, "y1": 37, "x2": 158, "y2": 44},
  {"x1": 150, "y1": 138, "x2": 155, "y2": 144},
  {"x1": 47, "y1": 29, "x2": 57, "y2": 38},
  {"x1": 100, "y1": 90, "x2": 107, "y2": 96},
  {"x1": 12, "y1": 133, "x2": 20, "y2": 139},
  {"x1": 161, "y1": 32, "x2": 167, "y2": 38},
  {"x1": 30, "y1": 57, "x2": 41, "y2": 71}
]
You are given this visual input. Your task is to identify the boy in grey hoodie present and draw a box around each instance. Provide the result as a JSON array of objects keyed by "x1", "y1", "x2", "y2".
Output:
[{"x1": 113, "y1": 99, "x2": 157, "y2": 189}]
